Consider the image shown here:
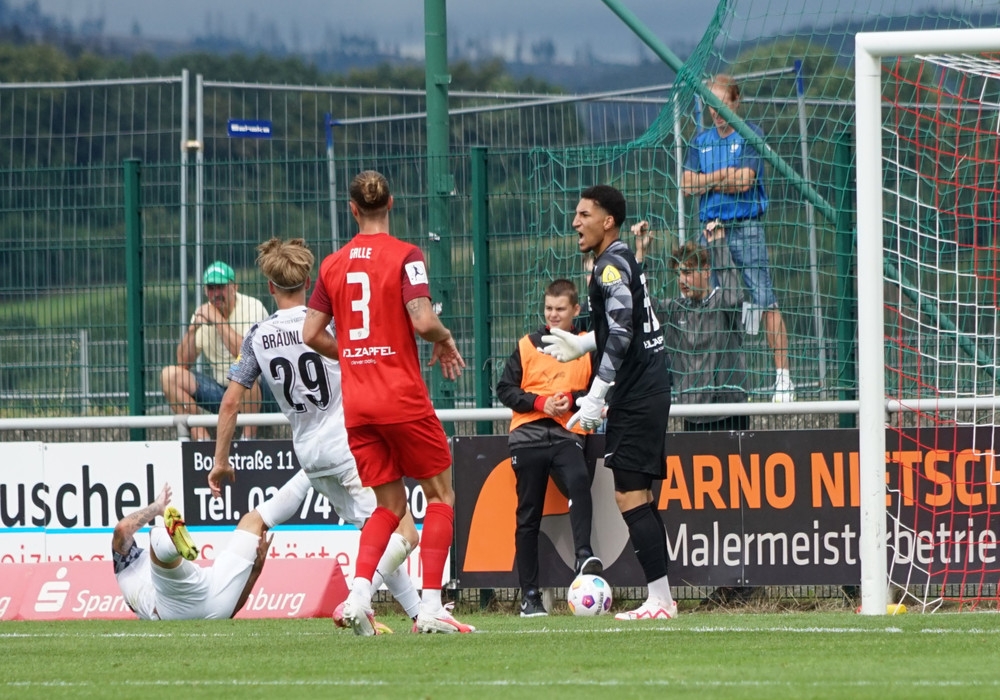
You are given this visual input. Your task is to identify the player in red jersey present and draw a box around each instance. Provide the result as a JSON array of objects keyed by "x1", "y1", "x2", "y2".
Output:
[{"x1": 303, "y1": 170, "x2": 472, "y2": 635}]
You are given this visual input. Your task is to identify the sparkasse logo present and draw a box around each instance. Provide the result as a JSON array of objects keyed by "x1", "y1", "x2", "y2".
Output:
[{"x1": 33, "y1": 566, "x2": 70, "y2": 612}]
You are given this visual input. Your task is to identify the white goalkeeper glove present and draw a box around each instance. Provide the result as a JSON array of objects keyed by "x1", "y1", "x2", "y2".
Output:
[
  {"x1": 541, "y1": 328, "x2": 597, "y2": 362},
  {"x1": 567, "y1": 377, "x2": 612, "y2": 432}
]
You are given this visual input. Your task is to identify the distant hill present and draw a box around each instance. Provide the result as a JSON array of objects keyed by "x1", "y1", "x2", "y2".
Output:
[
  {"x1": 0, "y1": 1, "x2": 996, "y2": 92},
  {"x1": 765, "y1": 9, "x2": 1000, "y2": 66}
]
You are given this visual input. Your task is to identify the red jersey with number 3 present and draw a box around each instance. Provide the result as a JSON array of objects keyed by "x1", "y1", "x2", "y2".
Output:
[{"x1": 308, "y1": 232, "x2": 436, "y2": 427}]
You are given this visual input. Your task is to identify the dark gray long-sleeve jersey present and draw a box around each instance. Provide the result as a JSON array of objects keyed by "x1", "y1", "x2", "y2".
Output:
[
  {"x1": 588, "y1": 239, "x2": 671, "y2": 406},
  {"x1": 662, "y1": 237, "x2": 747, "y2": 423}
]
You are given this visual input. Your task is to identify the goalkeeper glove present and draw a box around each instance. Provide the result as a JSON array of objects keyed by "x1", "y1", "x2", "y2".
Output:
[
  {"x1": 567, "y1": 377, "x2": 612, "y2": 432},
  {"x1": 541, "y1": 328, "x2": 597, "y2": 362}
]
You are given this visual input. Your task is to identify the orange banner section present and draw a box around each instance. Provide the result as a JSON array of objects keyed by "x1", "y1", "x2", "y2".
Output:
[
  {"x1": 1, "y1": 558, "x2": 348, "y2": 620},
  {"x1": 461, "y1": 458, "x2": 571, "y2": 573}
]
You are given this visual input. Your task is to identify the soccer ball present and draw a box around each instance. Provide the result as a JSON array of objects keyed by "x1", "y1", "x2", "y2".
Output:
[{"x1": 566, "y1": 574, "x2": 612, "y2": 616}]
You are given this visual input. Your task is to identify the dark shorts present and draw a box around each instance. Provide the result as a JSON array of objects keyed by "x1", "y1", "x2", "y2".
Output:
[
  {"x1": 603, "y1": 391, "x2": 671, "y2": 479},
  {"x1": 613, "y1": 468, "x2": 658, "y2": 493},
  {"x1": 192, "y1": 371, "x2": 226, "y2": 414},
  {"x1": 194, "y1": 371, "x2": 278, "y2": 414}
]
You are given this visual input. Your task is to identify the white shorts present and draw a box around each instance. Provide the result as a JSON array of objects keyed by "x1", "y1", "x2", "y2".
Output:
[
  {"x1": 308, "y1": 469, "x2": 376, "y2": 529},
  {"x1": 151, "y1": 528, "x2": 259, "y2": 620}
]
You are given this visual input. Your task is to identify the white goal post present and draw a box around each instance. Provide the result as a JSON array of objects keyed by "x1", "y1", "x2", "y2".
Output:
[{"x1": 855, "y1": 28, "x2": 1000, "y2": 615}]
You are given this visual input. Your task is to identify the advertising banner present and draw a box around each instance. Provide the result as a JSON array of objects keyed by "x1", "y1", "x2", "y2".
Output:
[
  {"x1": 5, "y1": 427, "x2": 998, "y2": 600},
  {"x1": 1, "y1": 558, "x2": 347, "y2": 621},
  {"x1": 455, "y1": 428, "x2": 1000, "y2": 589},
  {"x1": 455, "y1": 435, "x2": 647, "y2": 588},
  {"x1": 0, "y1": 442, "x2": 182, "y2": 564},
  {"x1": 181, "y1": 441, "x2": 432, "y2": 585},
  {"x1": 0, "y1": 440, "x2": 385, "y2": 619}
]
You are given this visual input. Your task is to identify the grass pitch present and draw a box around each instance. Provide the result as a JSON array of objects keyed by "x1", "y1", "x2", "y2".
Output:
[{"x1": 4, "y1": 609, "x2": 1000, "y2": 699}]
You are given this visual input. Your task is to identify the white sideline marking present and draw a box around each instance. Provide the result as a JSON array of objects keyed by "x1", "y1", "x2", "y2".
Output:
[
  {"x1": 7, "y1": 679, "x2": 1000, "y2": 689},
  {"x1": 10, "y1": 624, "x2": 1000, "y2": 639}
]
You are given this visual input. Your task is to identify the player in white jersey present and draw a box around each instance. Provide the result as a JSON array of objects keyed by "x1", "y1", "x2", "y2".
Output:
[
  {"x1": 209, "y1": 237, "x2": 421, "y2": 633},
  {"x1": 113, "y1": 482, "x2": 276, "y2": 620}
]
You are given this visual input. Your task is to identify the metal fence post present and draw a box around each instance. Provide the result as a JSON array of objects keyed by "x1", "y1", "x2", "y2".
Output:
[
  {"x1": 325, "y1": 113, "x2": 340, "y2": 250},
  {"x1": 795, "y1": 59, "x2": 828, "y2": 396},
  {"x1": 833, "y1": 132, "x2": 857, "y2": 429},
  {"x1": 424, "y1": 0, "x2": 456, "y2": 416},
  {"x1": 124, "y1": 158, "x2": 146, "y2": 441},
  {"x1": 471, "y1": 146, "x2": 492, "y2": 436}
]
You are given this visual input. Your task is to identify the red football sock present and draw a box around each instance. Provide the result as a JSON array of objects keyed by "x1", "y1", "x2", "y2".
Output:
[
  {"x1": 419, "y1": 502, "x2": 454, "y2": 591},
  {"x1": 356, "y1": 507, "x2": 400, "y2": 582}
]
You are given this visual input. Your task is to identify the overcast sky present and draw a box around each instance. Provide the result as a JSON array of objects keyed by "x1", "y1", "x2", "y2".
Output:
[{"x1": 12, "y1": 0, "x2": 981, "y2": 64}]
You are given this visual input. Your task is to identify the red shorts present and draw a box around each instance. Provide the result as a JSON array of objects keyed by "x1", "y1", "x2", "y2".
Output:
[{"x1": 347, "y1": 416, "x2": 452, "y2": 487}]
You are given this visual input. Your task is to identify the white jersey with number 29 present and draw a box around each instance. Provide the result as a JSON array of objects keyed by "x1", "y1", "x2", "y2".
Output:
[{"x1": 228, "y1": 305, "x2": 353, "y2": 478}]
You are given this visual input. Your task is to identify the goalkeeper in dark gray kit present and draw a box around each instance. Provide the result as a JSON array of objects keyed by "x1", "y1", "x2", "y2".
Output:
[{"x1": 543, "y1": 184, "x2": 677, "y2": 620}]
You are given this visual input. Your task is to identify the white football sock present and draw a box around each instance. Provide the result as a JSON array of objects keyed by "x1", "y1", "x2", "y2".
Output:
[
  {"x1": 384, "y1": 565, "x2": 420, "y2": 619},
  {"x1": 149, "y1": 526, "x2": 179, "y2": 564},
  {"x1": 256, "y1": 471, "x2": 311, "y2": 528},
  {"x1": 369, "y1": 533, "x2": 419, "y2": 618},
  {"x1": 351, "y1": 577, "x2": 373, "y2": 607},
  {"x1": 647, "y1": 575, "x2": 674, "y2": 608},
  {"x1": 370, "y1": 533, "x2": 411, "y2": 590},
  {"x1": 421, "y1": 588, "x2": 443, "y2": 611}
]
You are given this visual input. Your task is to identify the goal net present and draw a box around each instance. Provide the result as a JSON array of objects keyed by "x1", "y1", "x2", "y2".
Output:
[{"x1": 856, "y1": 29, "x2": 1000, "y2": 614}]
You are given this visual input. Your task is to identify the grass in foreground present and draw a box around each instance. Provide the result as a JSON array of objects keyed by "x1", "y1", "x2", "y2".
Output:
[{"x1": 4, "y1": 610, "x2": 1000, "y2": 699}]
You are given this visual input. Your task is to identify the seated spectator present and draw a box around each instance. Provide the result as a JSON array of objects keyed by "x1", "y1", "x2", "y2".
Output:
[{"x1": 160, "y1": 261, "x2": 269, "y2": 441}]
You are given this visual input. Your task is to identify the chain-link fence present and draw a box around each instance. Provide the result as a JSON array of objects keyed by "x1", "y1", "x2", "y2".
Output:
[{"x1": 0, "y1": 70, "x2": 866, "y2": 431}]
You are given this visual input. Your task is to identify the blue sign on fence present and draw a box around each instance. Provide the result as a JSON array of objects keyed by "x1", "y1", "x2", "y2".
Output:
[{"x1": 227, "y1": 119, "x2": 273, "y2": 138}]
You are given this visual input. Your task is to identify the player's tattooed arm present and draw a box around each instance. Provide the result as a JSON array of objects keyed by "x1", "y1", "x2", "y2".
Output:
[
  {"x1": 407, "y1": 297, "x2": 448, "y2": 342},
  {"x1": 111, "y1": 484, "x2": 171, "y2": 556},
  {"x1": 407, "y1": 296, "x2": 465, "y2": 378}
]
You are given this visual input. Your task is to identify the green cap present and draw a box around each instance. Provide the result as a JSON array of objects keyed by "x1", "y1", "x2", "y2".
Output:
[{"x1": 203, "y1": 261, "x2": 235, "y2": 285}]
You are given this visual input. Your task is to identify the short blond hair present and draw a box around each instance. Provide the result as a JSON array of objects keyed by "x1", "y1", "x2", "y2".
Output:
[{"x1": 256, "y1": 238, "x2": 314, "y2": 290}]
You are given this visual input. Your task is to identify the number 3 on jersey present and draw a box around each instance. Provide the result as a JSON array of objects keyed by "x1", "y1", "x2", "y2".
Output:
[{"x1": 346, "y1": 271, "x2": 370, "y2": 340}]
